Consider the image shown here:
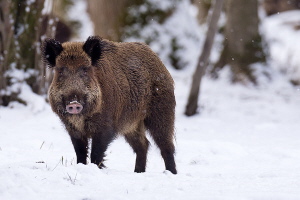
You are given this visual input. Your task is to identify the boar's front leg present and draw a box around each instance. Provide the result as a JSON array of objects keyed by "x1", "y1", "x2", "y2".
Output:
[
  {"x1": 70, "y1": 136, "x2": 88, "y2": 164},
  {"x1": 91, "y1": 131, "x2": 116, "y2": 168}
]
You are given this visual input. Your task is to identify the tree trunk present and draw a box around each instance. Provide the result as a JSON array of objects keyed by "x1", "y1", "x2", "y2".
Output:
[
  {"x1": 191, "y1": 0, "x2": 212, "y2": 24},
  {"x1": 212, "y1": 0, "x2": 265, "y2": 84},
  {"x1": 263, "y1": 0, "x2": 300, "y2": 16},
  {"x1": 87, "y1": 0, "x2": 132, "y2": 41},
  {"x1": 185, "y1": 0, "x2": 224, "y2": 116},
  {"x1": 0, "y1": 0, "x2": 45, "y2": 106},
  {"x1": 0, "y1": 0, "x2": 11, "y2": 102}
]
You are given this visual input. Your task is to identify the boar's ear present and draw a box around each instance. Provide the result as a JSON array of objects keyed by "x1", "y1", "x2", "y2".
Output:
[
  {"x1": 41, "y1": 38, "x2": 63, "y2": 67},
  {"x1": 83, "y1": 36, "x2": 102, "y2": 65}
]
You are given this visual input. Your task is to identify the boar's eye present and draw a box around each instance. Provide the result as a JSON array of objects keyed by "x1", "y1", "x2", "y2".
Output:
[
  {"x1": 56, "y1": 67, "x2": 65, "y2": 76},
  {"x1": 80, "y1": 66, "x2": 89, "y2": 75}
]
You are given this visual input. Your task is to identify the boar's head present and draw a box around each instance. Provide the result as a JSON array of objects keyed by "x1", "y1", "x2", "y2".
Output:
[{"x1": 42, "y1": 36, "x2": 103, "y2": 117}]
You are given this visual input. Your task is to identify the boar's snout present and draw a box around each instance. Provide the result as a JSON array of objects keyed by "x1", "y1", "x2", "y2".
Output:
[{"x1": 66, "y1": 101, "x2": 83, "y2": 114}]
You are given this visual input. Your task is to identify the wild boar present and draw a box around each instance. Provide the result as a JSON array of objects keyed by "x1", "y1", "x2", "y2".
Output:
[{"x1": 41, "y1": 36, "x2": 177, "y2": 174}]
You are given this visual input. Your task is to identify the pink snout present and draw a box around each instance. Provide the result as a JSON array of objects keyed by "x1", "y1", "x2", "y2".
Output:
[{"x1": 66, "y1": 102, "x2": 83, "y2": 114}]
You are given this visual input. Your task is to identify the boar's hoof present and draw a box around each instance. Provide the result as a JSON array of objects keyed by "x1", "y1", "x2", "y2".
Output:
[{"x1": 66, "y1": 102, "x2": 83, "y2": 114}]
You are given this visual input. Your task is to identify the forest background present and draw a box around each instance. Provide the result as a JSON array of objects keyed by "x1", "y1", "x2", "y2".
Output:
[
  {"x1": 1, "y1": 0, "x2": 300, "y2": 108},
  {"x1": 0, "y1": 0, "x2": 300, "y2": 199}
]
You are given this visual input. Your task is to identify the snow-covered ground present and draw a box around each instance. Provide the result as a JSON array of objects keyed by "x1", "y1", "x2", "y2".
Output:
[
  {"x1": 1, "y1": 69, "x2": 300, "y2": 199},
  {"x1": 1, "y1": 1, "x2": 300, "y2": 199},
  {"x1": 261, "y1": 10, "x2": 300, "y2": 83}
]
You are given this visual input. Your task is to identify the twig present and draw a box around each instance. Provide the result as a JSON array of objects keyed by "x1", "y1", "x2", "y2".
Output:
[
  {"x1": 66, "y1": 173, "x2": 77, "y2": 185},
  {"x1": 52, "y1": 158, "x2": 62, "y2": 171},
  {"x1": 40, "y1": 141, "x2": 45, "y2": 149}
]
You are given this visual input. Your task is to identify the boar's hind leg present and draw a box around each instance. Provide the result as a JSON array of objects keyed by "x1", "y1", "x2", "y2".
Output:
[
  {"x1": 124, "y1": 123, "x2": 149, "y2": 173},
  {"x1": 145, "y1": 121, "x2": 177, "y2": 174},
  {"x1": 145, "y1": 92, "x2": 177, "y2": 174},
  {"x1": 70, "y1": 136, "x2": 88, "y2": 164},
  {"x1": 91, "y1": 131, "x2": 116, "y2": 168}
]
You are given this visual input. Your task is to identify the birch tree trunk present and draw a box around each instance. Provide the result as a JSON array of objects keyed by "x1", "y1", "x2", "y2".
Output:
[{"x1": 185, "y1": 0, "x2": 224, "y2": 116}]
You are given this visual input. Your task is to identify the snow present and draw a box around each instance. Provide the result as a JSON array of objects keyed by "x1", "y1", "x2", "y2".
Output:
[
  {"x1": 1, "y1": 68, "x2": 300, "y2": 199},
  {"x1": 1, "y1": 1, "x2": 300, "y2": 199},
  {"x1": 124, "y1": 0, "x2": 206, "y2": 71},
  {"x1": 261, "y1": 10, "x2": 300, "y2": 83},
  {"x1": 67, "y1": 0, "x2": 94, "y2": 41}
]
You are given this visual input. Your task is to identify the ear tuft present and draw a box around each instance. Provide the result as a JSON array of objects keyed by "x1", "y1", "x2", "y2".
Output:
[
  {"x1": 41, "y1": 38, "x2": 63, "y2": 67},
  {"x1": 83, "y1": 36, "x2": 102, "y2": 65}
]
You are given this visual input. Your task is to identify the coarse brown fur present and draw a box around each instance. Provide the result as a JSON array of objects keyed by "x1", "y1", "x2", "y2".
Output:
[{"x1": 41, "y1": 36, "x2": 177, "y2": 174}]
